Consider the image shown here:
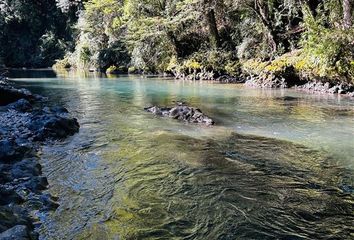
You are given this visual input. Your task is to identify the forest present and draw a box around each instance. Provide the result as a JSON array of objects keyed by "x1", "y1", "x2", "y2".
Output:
[{"x1": 0, "y1": 0, "x2": 353, "y2": 85}]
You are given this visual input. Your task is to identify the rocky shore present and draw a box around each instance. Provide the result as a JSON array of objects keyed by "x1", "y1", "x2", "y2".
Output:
[
  {"x1": 169, "y1": 70, "x2": 354, "y2": 97},
  {"x1": 171, "y1": 69, "x2": 245, "y2": 84},
  {"x1": 245, "y1": 75, "x2": 354, "y2": 97},
  {"x1": 145, "y1": 103, "x2": 215, "y2": 126},
  {"x1": 0, "y1": 77, "x2": 79, "y2": 239},
  {"x1": 294, "y1": 81, "x2": 354, "y2": 97}
]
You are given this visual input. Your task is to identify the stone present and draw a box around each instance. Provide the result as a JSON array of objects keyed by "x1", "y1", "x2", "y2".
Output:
[
  {"x1": 7, "y1": 99, "x2": 32, "y2": 112},
  {"x1": 24, "y1": 176, "x2": 48, "y2": 192},
  {"x1": 296, "y1": 81, "x2": 354, "y2": 96},
  {"x1": 11, "y1": 158, "x2": 41, "y2": 179},
  {"x1": 0, "y1": 140, "x2": 29, "y2": 163},
  {"x1": 39, "y1": 194, "x2": 60, "y2": 210},
  {"x1": 0, "y1": 84, "x2": 37, "y2": 106},
  {"x1": 0, "y1": 206, "x2": 29, "y2": 233},
  {"x1": 0, "y1": 225, "x2": 29, "y2": 240},
  {"x1": 145, "y1": 104, "x2": 214, "y2": 126},
  {"x1": 0, "y1": 187, "x2": 23, "y2": 205}
]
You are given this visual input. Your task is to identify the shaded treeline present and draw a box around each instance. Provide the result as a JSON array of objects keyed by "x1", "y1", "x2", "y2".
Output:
[{"x1": 0, "y1": 0, "x2": 353, "y2": 82}]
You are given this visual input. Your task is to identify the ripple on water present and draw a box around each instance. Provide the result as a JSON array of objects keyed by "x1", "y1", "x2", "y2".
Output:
[
  {"x1": 52, "y1": 131, "x2": 354, "y2": 240},
  {"x1": 14, "y1": 72, "x2": 352, "y2": 239}
]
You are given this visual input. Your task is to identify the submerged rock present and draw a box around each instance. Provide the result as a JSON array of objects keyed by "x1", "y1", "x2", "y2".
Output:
[{"x1": 145, "y1": 104, "x2": 214, "y2": 126}]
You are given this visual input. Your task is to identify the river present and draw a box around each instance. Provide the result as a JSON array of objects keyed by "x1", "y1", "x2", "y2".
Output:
[{"x1": 10, "y1": 70, "x2": 354, "y2": 239}]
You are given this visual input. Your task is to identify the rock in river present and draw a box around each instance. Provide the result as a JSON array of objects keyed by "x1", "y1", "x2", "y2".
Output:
[{"x1": 145, "y1": 103, "x2": 215, "y2": 126}]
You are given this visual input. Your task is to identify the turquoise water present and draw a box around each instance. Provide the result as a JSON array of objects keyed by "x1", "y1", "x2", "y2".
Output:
[{"x1": 11, "y1": 70, "x2": 354, "y2": 239}]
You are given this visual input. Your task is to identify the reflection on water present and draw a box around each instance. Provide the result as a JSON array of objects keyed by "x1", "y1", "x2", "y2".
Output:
[{"x1": 9, "y1": 70, "x2": 354, "y2": 239}]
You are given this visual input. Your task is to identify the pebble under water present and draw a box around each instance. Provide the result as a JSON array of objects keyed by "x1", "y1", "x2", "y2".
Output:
[{"x1": 9, "y1": 70, "x2": 354, "y2": 240}]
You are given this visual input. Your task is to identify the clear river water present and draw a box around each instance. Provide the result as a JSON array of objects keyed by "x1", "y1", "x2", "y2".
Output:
[{"x1": 10, "y1": 70, "x2": 354, "y2": 239}]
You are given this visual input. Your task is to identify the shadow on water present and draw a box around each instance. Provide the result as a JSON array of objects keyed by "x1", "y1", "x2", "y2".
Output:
[{"x1": 7, "y1": 69, "x2": 58, "y2": 78}]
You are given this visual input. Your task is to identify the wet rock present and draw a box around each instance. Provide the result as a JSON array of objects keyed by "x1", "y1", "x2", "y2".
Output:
[
  {"x1": 41, "y1": 116, "x2": 79, "y2": 139},
  {"x1": 0, "y1": 140, "x2": 29, "y2": 163},
  {"x1": 145, "y1": 104, "x2": 215, "y2": 126},
  {"x1": 50, "y1": 106, "x2": 69, "y2": 114},
  {"x1": 0, "y1": 205, "x2": 29, "y2": 233},
  {"x1": 216, "y1": 75, "x2": 245, "y2": 83},
  {"x1": 0, "y1": 225, "x2": 30, "y2": 240},
  {"x1": 33, "y1": 117, "x2": 79, "y2": 141},
  {"x1": 0, "y1": 84, "x2": 37, "y2": 106},
  {"x1": 39, "y1": 194, "x2": 60, "y2": 210},
  {"x1": 0, "y1": 106, "x2": 80, "y2": 142},
  {"x1": 0, "y1": 187, "x2": 23, "y2": 205},
  {"x1": 24, "y1": 176, "x2": 48, "y2": 192},
  {"x1": 11, "y1": 158, "x2": 41, "y2": 179},
  {"x1": 244, "y1": 70, "x2": 354, "y2": 97},
  {"x1": 0, "y1": 164, "x2": 13, "y2": 183},
  {"x1": 295, "y1": 81, "x2": 354, "y2": 97},
  {"x1": 7, "y1": 99, "x2": 32, "y2": 113}
]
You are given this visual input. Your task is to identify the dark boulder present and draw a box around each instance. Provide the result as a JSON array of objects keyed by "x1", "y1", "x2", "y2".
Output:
[
  {"x1": 11, "y1": 158, "x2": 41, "y2": 179},
  {"x1": 32, "y1": 116, "x2": 79, "y2": 141},
  {"x1": 50, "y1": 106, "x2": 69, "y2": 114},
  {"x1": 0, "y1": 164, "x2": 13, "y2": 183},
  {"x1": 0, "y1": 206, "x2": 30, "y2": 233},
  {"x1": 0, "y1": 140, "x2": 30, "y2": 163},
  {"x1": 7, "y1": 99, "x2": 32, "y2": 113},
  {"x1": 145, "y1": 104, "x2": 214, "y2": 126},
  {"x1": 0, "y1": 187, "x2": 23, "y2": 205},
  {"x1": 39, "y1": 193, "x2": 60, "y2": 210},
  {"x1": 0, "y1": 225, "x2": 30, "y2": 240},
  {"x1": 0, "y1": 84, "x2": 37, "y2": 106},
  {"x1": 28, "y1": 107, "x2": 79, "y2": 141},
  {"x1": 24, "y1": 176, "x2": 48, "y2": 192}
]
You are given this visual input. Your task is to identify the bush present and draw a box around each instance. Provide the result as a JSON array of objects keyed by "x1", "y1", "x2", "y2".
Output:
[
  {"x1": 299, "y1": 7, "x2": 354, "y2": 83},
  {"x1": 106, "y1": 65, "x2": 128, "y2": 74},
  {"x1": 53, "y1": 56, "x2": 71, "y2": 69}
]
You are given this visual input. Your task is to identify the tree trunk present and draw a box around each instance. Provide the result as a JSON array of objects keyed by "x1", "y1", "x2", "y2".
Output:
[
  {"x1": 206, "y1": 8, "x2": 221, "y2": 48},
  {"x1": 305, "y1": 0, "x2": 320, "y2": 18},
  {"x1": 252, "y1": 0, "x2": 277, "y2": 54},
  {"x1": 343, "y1": 0, "x2": 352, "y2": 29}
]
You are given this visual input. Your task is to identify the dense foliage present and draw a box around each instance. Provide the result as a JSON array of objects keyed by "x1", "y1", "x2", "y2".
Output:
[
  {"x1": 1, "y1": 0, "x2": 353, "y2": 82},
  {"x1": 0, "y1": 0, "x2": 79, "y2": 67}
]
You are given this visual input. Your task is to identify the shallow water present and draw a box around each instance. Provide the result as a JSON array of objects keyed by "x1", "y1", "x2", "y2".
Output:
[{"x1": 10, "y1": 70, "x2": 354, "y2": 239}]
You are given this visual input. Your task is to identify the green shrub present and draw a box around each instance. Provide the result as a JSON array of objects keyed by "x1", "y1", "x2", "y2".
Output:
[
  {"x1": 53, "y1": 56, "x2": 71, "y2": 69},
  {"x1": 299, "y1": 7, "x2": 354, "y2": 83}
]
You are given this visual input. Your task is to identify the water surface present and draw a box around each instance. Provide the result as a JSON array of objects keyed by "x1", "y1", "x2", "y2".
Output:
[{"x1": 10, "y1": 70, "x2": 354, "y2": 239}]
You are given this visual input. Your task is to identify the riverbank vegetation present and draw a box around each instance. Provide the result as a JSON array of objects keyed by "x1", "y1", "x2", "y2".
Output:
[{"x1": 1, "y1": 0, "x2": 353, "y2": 86}]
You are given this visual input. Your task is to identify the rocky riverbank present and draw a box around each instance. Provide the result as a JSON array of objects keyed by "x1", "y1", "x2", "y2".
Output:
[
  {"x1": 173, "y1": 72, "x2": 354, "y2": 97},
  {"x1": 0, "y1": 77, "x2": 79, "y2": 239},
  {"x1": 240, "y1": 53, "x2": 354, "y2": 97},
  {"x1": 245, "y1": 76, "x2": 354, "y2": 97}
]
